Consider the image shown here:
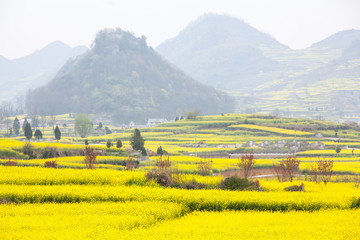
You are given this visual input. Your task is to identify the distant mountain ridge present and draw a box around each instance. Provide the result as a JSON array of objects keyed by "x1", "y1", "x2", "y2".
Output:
[
  {"x1": 156, "y1": 14, "x2": 360, "y2": 120},
  {"x1": 157, "y1": 13, "x2": 287, "y2": 90},
  {"x1": 28, "y1": 28, "x2": 233, "y2": 123},
  {"x1": 0, "y1": 41, "x2": 88, "y2": 102},
  {"x1": 311, "y1": 29, "x2": 360, "y2": 49}
]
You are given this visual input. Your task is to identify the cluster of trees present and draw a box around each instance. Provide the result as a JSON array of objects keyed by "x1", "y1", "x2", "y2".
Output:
[
  {"x1": 2, "y1": 112, "x2": 116, "y2": 143},
  {"x1": 21, "y1": 117, "x2": 62, "y2": 141}
]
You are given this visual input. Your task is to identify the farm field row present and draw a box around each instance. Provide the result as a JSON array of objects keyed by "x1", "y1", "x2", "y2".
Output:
[
  {"x1": 1, "y1": 178, "x2": 359, "y2": 210},
  {"x1": 2, "y1": 152, "x2": 360, "y2": 175},
  {"x1": 0, "y1": 202, "x2": 358, "y2": 240},
  {"x1": 0, "y1": 166, "x2": 359, "y2": 239}
]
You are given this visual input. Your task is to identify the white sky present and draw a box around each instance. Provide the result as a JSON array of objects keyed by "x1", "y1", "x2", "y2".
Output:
[{"x1": 0, "y1": 0, "x2": 359, "y2": 59}]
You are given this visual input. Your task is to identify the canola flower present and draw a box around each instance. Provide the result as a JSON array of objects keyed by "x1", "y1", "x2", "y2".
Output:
[
  {"x1": 229, "y1": 124, "x2": 314, "y2": 136},
  {"x1": 121, "y1": 209, "x2": 360, "y2": 240},
  {"x1": 0, "y1": 166, "x2": 146, "y2": 185},
  {"x1": 301, "y1": 161, "x2": 360, "y2": 174},
  {"x1": 297, "y1": 149, "x2": 360, "y2": 156},
  {"x1": 1, "y1": 182, "x2": 359, "y2": 210},
  {"x1": 0, "y1": 201, "x2": 186, "y2": 240},
  {"x1": 0, "y1": 156, "x2": 130, "y2": 169}
]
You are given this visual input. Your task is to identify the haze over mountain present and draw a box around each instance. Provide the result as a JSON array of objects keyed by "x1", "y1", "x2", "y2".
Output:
[
  {"x1": 27, "y1": 28, "x2": 233, "y2": 123},
  {"x1": 157, "y1": 14, "x2": 360, "y2": 120},
  {"x1": 157, "y1": 13, "x2": 287, "y2": 90},
  {"x1": 0, "y1": 41, "x2": 88, "y2": 102}
]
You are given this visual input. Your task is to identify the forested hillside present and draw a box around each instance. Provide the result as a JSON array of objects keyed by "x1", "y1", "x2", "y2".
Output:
[{"x1": 27, "y1": 28, "x2": 233, "y2": 123}]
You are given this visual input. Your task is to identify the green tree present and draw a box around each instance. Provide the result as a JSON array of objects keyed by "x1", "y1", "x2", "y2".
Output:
[
  {"x1": 335, "y1": 146, "x2": 341, "y2": 155},
  {"x1": 106, "y1": 140, "x2": 112, "y2": 148},
  {"x1": 34, "y1": 129, "x2": 43, "y2": 140},
  {"x1": 24, "y1": 122, "x2": 32, "y2": 141},
  {"x1": 13, "y1": 117, "x2": 20, "y2": 135},
  {"x1": 186, "y1": 110, "x2": 201, "y2": 119},
  {"x1": 54, "y1": 125, "x2": 61, "y2": 141},
  {"x1": 130, "y1": 128, "x2": 144, "y2": 151},
  {"x1": 74, "y1": 114, "x2": 93, "y2": 138},
  {"x1": 116, "y1": 139, "x2": 122, "y2": 148},
  {"x1": 22, "y1": 118, "x2": 28, "y2": 132},
  {"x1": 157, "y1": 146, "x2": 163, "y2": 156},
  {"x1": 105, "y1": 126, "x2": 112, "y2": 134},
  {"x1": 141, "y1": 147, "x2": 147, "y2": 156}
]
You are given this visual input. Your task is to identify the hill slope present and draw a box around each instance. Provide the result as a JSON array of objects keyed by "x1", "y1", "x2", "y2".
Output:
[
  {"x1": 156, "y1": 14, "x2": 360, "y2": 120},
  {"x1": 157, "y1": 13, "x2": 287, "y2": 90},
  {"x1": 0, "y1": 41, "x2": 88, "y2": 102},
  {"x1": 28, "y1": 28, "x2": 234, "y2": 123}
]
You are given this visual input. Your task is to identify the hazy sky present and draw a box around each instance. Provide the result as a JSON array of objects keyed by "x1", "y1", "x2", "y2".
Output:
[{"x1": 1, "y1": 0, "x2": 359, "y2": 59}]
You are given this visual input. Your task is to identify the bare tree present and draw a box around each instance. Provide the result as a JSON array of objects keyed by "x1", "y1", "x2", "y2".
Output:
[
  {"x1": 309, "y1": 158, "x2": 334, "y2": 186},
  {"x1": 237, "y1": 152, "x2": 256, "y2": 179},
  {"x1": 49, "y1": 112, "x2": 56, "y2": 130},
  {"x1": 0, "y1": 101, "x2": 14, "y2": 135},
  {"x1": 39, "y1": 112, "x2": 48, "y2": 136},
  {"x1": 15, "y1": 94, "x2": 24, "y2": 114},
  {"x1": 273, "y1": 154, "x2": 300, "y2": 182}
]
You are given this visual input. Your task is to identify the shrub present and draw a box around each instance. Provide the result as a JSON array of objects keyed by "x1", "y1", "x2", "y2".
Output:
[
  {"x1": 116, "y1": 139, "x2": 122, "y2": 148},
  {"x1": 156, "y1": 155, "x2": 171, "y2": 169},
  {"x1": 284, "y1": 182, "x2": 305, "y2": 192},
  {"x1": 125, "y1": 157, "x2": 138, "y2": 171},
  {"x1": 197, "y1": 160, "x2": 212, "y2": 176},
  {"x1": 21, "y1": 142, "x2": 35, "y2": 159},
  {"x1": 5, "y1": 160, "x2": 17, "y2": 166},
  {"x1": 220, "y1": 176, "x2": 260, "y2": 191},
  {"x1": 44, "y1": 160, "x2": 57, "y2": 168},
  {"x1": 106, "y1": 140, "x2": 112, "y2": 148},
  {"x1": 41, "y1": 146, "x2": 59, "y2": 159},
  {"x1": 180, "y1": 180, "x2": 207, "y2": 190},
  {"x1": 145, "y1": 168, "x2": 172, "y2": 187},
  {"x1": 0, "y1": 148, "x2": 18, "y2": 158}
]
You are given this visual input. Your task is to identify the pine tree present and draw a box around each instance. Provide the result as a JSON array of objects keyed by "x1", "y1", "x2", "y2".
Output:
[
  {"x1": 54, "y1": 125, "x2": 61, "y2": 141},
  {"x1": 24, "y1": 122, "x2": 32, "y2": 141},
  {"x1": 13, "y1": 117, "x2": 20, "y2": 135},
  {"x1": 130, "y1": 128, "x2": 144, "y2": 151},
  {"x1": 22, "y1": 118, "x2": 28, "y2": 132}
]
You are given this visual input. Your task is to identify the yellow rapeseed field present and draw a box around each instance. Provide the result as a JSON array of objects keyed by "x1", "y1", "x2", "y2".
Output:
[
  {"x1": 121, "y1": 209, "x2": 360, "y2": 240},
  {"x1": 0, "y1": 201, "x2": 186, "y2": 240},
  {"x1": 229, "y1": 124, "x2": 314, "y2": 136}
]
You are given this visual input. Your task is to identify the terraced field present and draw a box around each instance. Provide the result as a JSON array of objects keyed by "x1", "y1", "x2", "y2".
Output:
[{"x1": 1, "y1": 113, "x2": 360, "y2": 239}]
